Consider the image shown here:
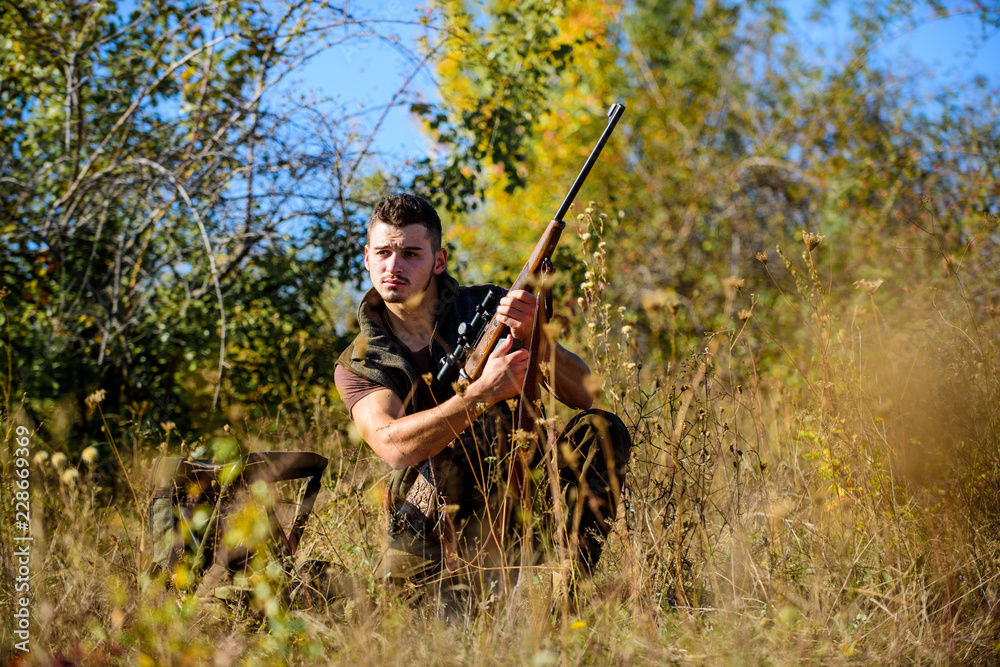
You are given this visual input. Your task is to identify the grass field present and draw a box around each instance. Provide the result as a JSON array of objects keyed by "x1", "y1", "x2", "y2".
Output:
[{"x1": 3, "y1": 228, "x2": 1000, "y2": 665}]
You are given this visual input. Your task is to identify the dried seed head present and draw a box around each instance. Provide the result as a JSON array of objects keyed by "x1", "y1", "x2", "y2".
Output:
[
  {"x1": 723, "y1": 277, "x2": 745, "y2": 294},
  {"x1": 81, "y1": 446, "x2": 99, "y2": 465},
  {"x1": 85, "y1": 388, "x2": 106, "y2": 409},
  {"x1": 802, "y1": 231, "x2": 825, "y2": 251},
  {"x1": 756, "y1": 251, "x2": 768, "y2": 265},
  {"x1": 855, "y1": 278, "x2": 884, "y2": 295},
  {"x1": 738, "y1": 309, "x2": 752, "y2": 321}
]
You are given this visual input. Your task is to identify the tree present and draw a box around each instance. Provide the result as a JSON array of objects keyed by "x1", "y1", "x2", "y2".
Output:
[
  {"x1": 0, "y1": 0, "x2": 427, "y2": 441},
  {"x1": 417, "y1": 0, "x2": 999, "y2": 365}
]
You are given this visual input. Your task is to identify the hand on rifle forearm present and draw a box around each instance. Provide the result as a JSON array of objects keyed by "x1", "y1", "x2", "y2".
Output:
[
  {"x1": 467, "y1": 334, "x2": 530, "y2": 405},
  {"x1": 496, "y1": 289, "x2": 594, "y2": 410}
]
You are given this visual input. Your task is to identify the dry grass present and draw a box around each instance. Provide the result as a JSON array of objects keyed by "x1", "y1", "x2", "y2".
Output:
[{"x1": 3, "y1": 215, "x2": 1000, "y2": 665}]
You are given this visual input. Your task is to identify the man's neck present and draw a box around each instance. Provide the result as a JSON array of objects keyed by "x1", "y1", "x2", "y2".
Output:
[{"x1": 383, "y1": 279, "x2": 438, "y2": 351}]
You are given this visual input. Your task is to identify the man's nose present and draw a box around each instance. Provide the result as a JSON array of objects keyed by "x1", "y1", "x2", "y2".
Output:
[{"x1": 386, "y1": 252, "x2": 403, "y2": 274}]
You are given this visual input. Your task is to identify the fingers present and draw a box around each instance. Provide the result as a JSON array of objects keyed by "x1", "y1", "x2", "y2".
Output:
[
  {"x1": 500, "y1": 343, "x2": 529, "y2": 385},
  {"x1": 478, "y1": 335, "x2": 531, "y2": 403},
  {"x1": 496, "y1": 291, "x2": 537, "y2": 338},
  {"x1": 490, "y1": 333, "x2": 515, "y2": 359},
  {"x1": 499, "y1": 290, "x2": 537, "y2": 316},
  {"x1": 490, "y1": 335, "x2": 529, "y2": 363},
  {"x1": 505, "y1": 289, "x2": 536, "y2": 304}
]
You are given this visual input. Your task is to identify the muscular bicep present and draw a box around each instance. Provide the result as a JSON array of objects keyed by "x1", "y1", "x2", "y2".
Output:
[
  {"x1": 349, "y1": 388, "x2": 406, "y2": 462},
  {"x1": 541, "y1": 343, "x2": 594, "y2": 411}
]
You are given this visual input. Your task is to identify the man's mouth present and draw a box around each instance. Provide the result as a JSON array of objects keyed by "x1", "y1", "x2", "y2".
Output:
[{"x1": 383, "y1": 278, "x2": 408, "y2": 288}]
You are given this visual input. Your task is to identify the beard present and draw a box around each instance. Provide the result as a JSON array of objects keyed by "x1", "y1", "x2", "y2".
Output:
[{"x1": 382, "y1": 291, "x2": 406, "y2": 304}]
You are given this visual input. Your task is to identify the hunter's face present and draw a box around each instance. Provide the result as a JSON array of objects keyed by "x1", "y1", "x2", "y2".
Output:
[{"x1": 365, "y1": 222, "x2": 446, "y2": 305}]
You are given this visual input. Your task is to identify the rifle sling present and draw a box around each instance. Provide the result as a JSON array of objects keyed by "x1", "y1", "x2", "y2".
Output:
[
  {"x1": 515, "y1": 258, "x2": 554, "y2": 438},
  {"x1": 504, "y1": 261, "x2": 555, "y2": 543}
]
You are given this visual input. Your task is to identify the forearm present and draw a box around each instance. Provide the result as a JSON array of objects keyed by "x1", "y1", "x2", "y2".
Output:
[
  {"x1": 353, "y1": 335, "x2": 529, "y2": 469},
  {"x1": 366, "y1": 384, "x2": 491, "y2": 470}
]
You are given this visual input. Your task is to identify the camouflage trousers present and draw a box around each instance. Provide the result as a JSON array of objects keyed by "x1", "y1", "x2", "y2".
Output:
[{"x1": 375, "y1": 409, "x2": 632, "y2": 599}]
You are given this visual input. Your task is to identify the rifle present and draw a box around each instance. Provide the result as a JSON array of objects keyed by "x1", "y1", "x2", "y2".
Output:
[
  {"x1": 435, "y1": 103, "x2": 626, "y2": 387},
  {"x1": 434, "y1": 103, "x2": 625, "y2": 572}
]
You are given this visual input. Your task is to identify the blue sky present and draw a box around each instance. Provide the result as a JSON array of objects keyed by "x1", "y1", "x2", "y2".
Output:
[
  {"x1": 785, "y1": 3, "x2": 999, "y2": 83},
  {"x1": 288, "y1": 2, "x2": 999, "y2": 161}
]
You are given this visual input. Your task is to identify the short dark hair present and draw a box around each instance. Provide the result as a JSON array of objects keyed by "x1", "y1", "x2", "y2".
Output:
[{"x1": 368, "y1": 194, "x2": 442, "y2": 251}]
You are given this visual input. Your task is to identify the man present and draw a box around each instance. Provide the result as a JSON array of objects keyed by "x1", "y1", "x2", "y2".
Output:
[{"x1": 335, "y1": 194, "x2": 630, "y2": 600}]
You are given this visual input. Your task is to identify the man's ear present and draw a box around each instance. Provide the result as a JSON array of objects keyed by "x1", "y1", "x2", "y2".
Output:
[
  {"x1": 363, "y1": 245, "x2": 371, "y2": 272},
  {"x1": 434, "y1": 246, "x2": 448, "y2": 275}
]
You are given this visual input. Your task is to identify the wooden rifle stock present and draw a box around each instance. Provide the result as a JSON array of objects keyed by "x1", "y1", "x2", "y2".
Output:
[{"x1": 461, "y1": 103, "x2": 625, "y2": 382}]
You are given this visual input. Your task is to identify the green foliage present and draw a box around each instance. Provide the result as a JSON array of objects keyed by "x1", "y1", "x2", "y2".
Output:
[
  {"x1": 0, "y1": 0, "x2": 374, "y2": 444},
  {"x1": 410, "y1": 0, "x2": 579, "y2": 211},
  {"x1": 422, "y1": 0, "x2": 999, "y2": 382}
]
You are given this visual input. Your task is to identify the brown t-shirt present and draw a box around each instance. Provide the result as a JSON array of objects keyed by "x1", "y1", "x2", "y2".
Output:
[{"x1": 335, "y1": 344, "x2": 433, "y2": 415}]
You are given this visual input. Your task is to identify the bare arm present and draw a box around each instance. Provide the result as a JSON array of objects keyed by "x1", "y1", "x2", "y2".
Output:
[{"x1": 351, "y1": 335, "x2": 529, "y2": 469}]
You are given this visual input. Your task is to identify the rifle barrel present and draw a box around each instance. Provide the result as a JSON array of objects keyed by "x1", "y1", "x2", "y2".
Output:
[{"x1": 553, "y1": 103, "x2": 626, "y2": 222}]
